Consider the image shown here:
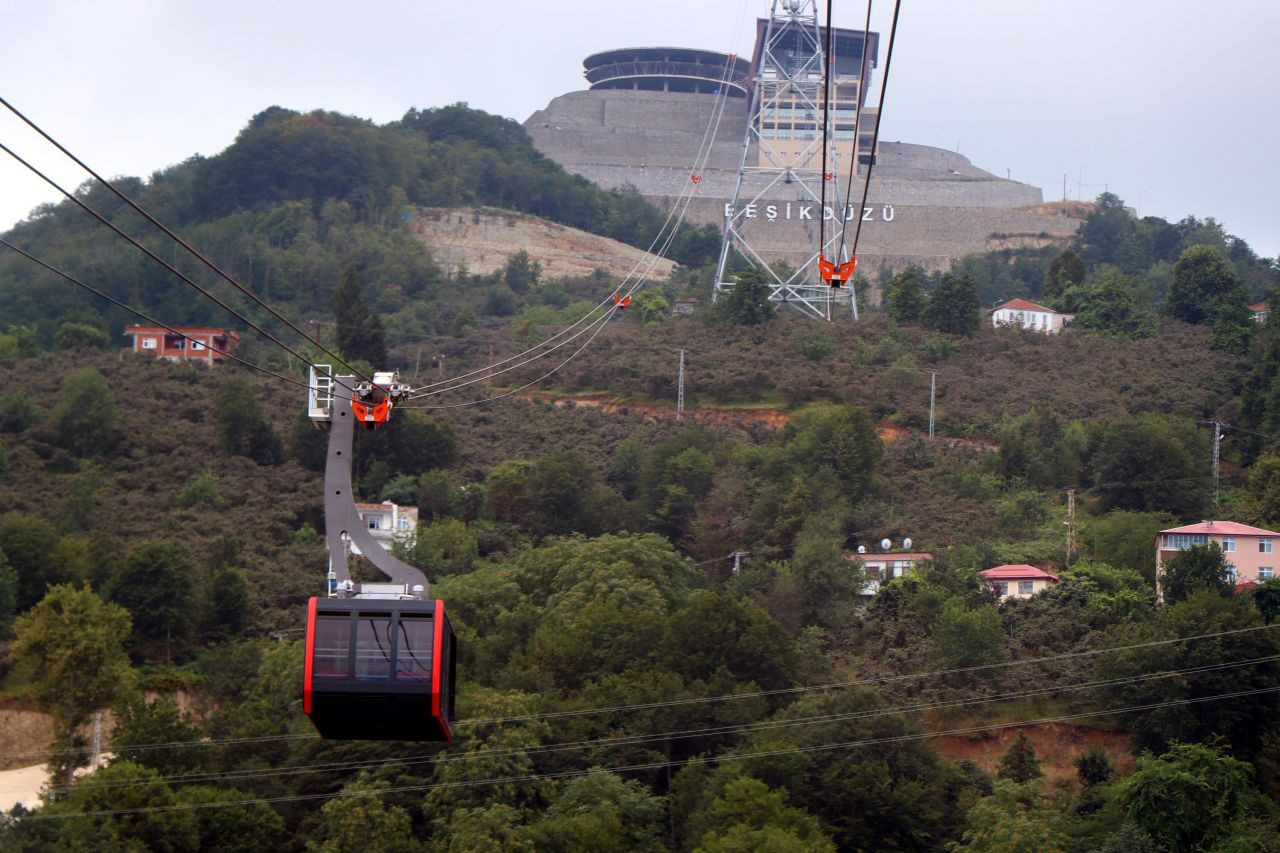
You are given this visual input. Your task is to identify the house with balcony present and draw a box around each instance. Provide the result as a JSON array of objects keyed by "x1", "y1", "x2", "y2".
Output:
[
  {"x1": 1155, "y1": 520, "x2": 1280, "y2": 595},
  {"x1": 349, "y1": 501, "x2": 418, "y2": 556},
  {"x1": 991, "y1": 298, "x2": 1074, "y2": 334},
  {"x1": 981, "y1": 564, "x2": 1059, "y2": 601},
  {"x1": 850, "y1": 551, "x2": 934, "y2": 596},
  {"x1": 124, "y1": 325, "x2": 240, "y2": 362}
]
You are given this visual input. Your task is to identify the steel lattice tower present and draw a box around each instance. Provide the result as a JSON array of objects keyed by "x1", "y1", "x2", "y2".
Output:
[{"x1": 713, "y1": 0, "x2": 863, "y2": 321}]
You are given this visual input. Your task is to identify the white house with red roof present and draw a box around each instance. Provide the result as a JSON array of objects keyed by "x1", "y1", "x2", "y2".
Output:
[
  {"x1": 981, "y1": 564, "x2": 1059, "y2": 601},
  {"x1": 348, "y1": 501, "x2": 418, "y2": 556},
  {"x1": 1251, "y1": 302, "x2": 1270, "y2": 324},
  {"x1": 1155, "y1": 521, "x2": 1280, "y2": 592},
  {"x1": 991, "y1": 298, "x2": 1074, "y2": 334}
]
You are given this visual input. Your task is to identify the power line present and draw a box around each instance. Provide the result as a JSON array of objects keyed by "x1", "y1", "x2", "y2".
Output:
[
  {"x1": 0, "y1": 238, "x2": 312, "y2": 392},
  {"x1": 847, "y1": 0, "x2": 902, "y2": 260},
  {"x1": 0, "y1": 95, "x2": 371, "y2": 385},
  {"x1": 55, "y1": 654, "x2": 1279, "y2": 796},
  {"x1": 11, "y1": 621, "x2": 1270, "y2": 764},
  {"x1": 28, "y1": 685, "x2": 1280, "y2": 820}
]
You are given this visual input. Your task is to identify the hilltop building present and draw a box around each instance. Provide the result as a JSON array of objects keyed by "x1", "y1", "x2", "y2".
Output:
[{"x1": 525, "y1": 18, "x2": 1082, "y2": 280}]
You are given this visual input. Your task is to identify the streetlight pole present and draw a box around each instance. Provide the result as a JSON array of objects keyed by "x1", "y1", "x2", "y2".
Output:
[{"x1": 1078, "y1": 164, "x2": 1087, "y2": 201}]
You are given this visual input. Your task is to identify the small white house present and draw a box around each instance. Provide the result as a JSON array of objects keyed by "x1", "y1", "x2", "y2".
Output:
[
  {"x1": 849, "y1": 551, "x2": 934, "y2": 596},
  {"x1": 350, "y1": 501, "x2": 418, "y2": 555},
  {"x1": 982, "y1": 564, "x2": 1059, "y2": 600},
  {"x1": 991, "y1": 298, "x2": 1074, "y2": 334}
]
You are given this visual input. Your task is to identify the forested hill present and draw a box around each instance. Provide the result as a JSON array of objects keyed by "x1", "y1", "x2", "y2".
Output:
[{"x1": 0, "y1": 103, "x2": 719, "y2": 343}]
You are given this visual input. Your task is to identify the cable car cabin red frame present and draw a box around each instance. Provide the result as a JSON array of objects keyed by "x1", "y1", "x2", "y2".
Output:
[{"x1": 304, "y1": 597, "x2": 456, "y2": 741}]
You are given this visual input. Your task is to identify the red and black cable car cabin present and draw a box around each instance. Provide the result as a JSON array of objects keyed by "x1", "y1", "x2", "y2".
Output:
[{"x1": 304, "y1": 597, "x2": 456, "y2": 741}]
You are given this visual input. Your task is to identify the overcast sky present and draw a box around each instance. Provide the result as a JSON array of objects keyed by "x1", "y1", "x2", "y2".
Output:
[{"x1": 1, "y1": 0, "x2": 1276, "y2": 258}]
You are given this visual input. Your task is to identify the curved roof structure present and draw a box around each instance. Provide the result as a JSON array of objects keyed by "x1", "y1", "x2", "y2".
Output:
[{"x1": 583, "y1": 47, "x2": 752, "y2": 97}]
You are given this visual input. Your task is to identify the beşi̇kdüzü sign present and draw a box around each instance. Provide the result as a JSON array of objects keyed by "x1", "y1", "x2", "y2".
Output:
[{"x1": 725, "y1": 203, "x2": 896, "y2": 222}]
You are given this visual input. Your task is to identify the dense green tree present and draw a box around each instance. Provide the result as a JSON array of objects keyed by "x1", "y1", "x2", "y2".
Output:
[
  {"x1": 0, "y1": 512, "x2": 62, "y2": 610},
  {"x1": 49, "y1": 367, "x2": 116, "y2": 457},
  {"x1": 1089, "y1": 414, "x2": 1209, "y2": 518},
  {"x1": 0, "y1": 389, "x2": 39, "y2": 432},
  {"x1": 663, "y1": 591, "x2": 797, "y2": 690},
  {"x1": 212, "y1": 378, "x2": 284, "y2": 465},
  {"x1": 203, "y1": 564, "x2": 252, "y2": 639},
  {"x1": 692, "y1": 777, "x2": 835, "y2": 853},
  {"x1": 333, "y1": 266, "x2": 389, "y2": 367},
  {"x1": 885, "y1": 265, "x2": 928, "y2": 325},
  {"x1": 1072, "y1": 266, "x2": 1157, "y2": 339},
  {"x1": 307, "y1": 775, "x2": 419, "y2": 853},
  {"x1": 1252, "y1": 578, "x2": 1280, "y2": 624},
  {"x1": 11, "y1": 584, "x2": 132, "y2": 787},
  {"x1": 1043, "y1": 248, "x2": 1086, "y2": 299},
  {"x1": 109, "y1": 540, "x2": 198, "y2": 661},
  {"x1": 1160, "y1": 542, "x2": 1232, "y2": 603},
  {"x1": 779, "y1": 404, "x2": 881, "y2": 502},
  {"x1": 526, "y1": 770, "x2": 665, "y2": 852},
  {"x1": 1085, "y1": 510, "x2": 1175, "y2": 586},
  {"x1": 1076, "y1": 192, "x2": 1145, "y2": 272},
  {"x1": 32, "y1": 760, "x2": 200, "y2": 851},
  {"x1": 1097, "y1": 590, "x2": 1280, "y2": 759},
  {"x1": 415, "y1": 468, "x2": 459, "y2": 519},
  {"x1": 951, "y1": 781, "x2": 1068, "y2": 853},
  {"x1": 175, "y1": 785, "x2": 287, "y2": 853},
  {"x1": 997, "y1": 731, "x2": 1044, "y2": 783},
  {"x1": 1120, "y1": 742, "x2": 1259, "y2": 852},
  {"x1": 933, "y1": 600, "x2": 1008, "y2": 671},
  {"x1": 112, "y1": 694, "x2": 207, "y2": 776},
  {"x1": 503, "y1": 249, "x2": 541, "y2": 293},
  {"x1": 0, "y1": 549, "x2": 17, "y2": 636},
  {"x1": 995, "y1": 409, "x2": 1083, "y2": 489},
  {"x1": 53, "y1": 321, "x2": 109, "y2": 350},
  {"x1": 925, "y1": 271, "x2": 980, "y2": 336},
  {"x1": 1167, "y1": 244, "x2": 1250, "y2": 327},
  {"x1": 790, "y1": 515, "x2": 862, "y2": 629},
  {"x1": 723, "y1": 269, "x2": 774, "y2": 326},
  {"x1": 1075, "y1": 746, "x2": 1114, "y2": 787}
]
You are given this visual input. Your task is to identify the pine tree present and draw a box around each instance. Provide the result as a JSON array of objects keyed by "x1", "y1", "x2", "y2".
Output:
[
  {"x1": 998, "y1": 731, "x2": 1044, "y2": 783},
  {"x1": 925, "y1": 272, "x2": 980, "y2": 336},
  {"x1": 333, "y1": 267, "x2": 388, "y2": 366}
]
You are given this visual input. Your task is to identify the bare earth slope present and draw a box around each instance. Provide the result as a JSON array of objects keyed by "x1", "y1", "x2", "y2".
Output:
[{"x1": 409, "y1": 206, "x2": 678, "y2": 280}]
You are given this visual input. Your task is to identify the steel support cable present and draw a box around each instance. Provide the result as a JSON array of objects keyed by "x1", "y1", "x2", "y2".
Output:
[
  {"x1": 403, "y1": 83, "x2": 738, "y2": 408},
  {"x1": 0, "y1": 95, "x2": 373, "y2": 385},
  {"x1": 0, "y1": 140, "x2": 357, "y2": 396},
  {"x1": 55, "y1": 654, "x2": 1280, "y2": 795},
  {"x1": 0, "y1": 238, "x2": 312, "y2": 391},
  {"x1": 836, "y1": 0, "x2": 875, "y2": 260},
  {"x1": 405, "y1": 56, "x2": 739, "y2": 399},
  {"x1": 847, "y1": 0, "x2": 902, "y2": 258},
  {"x1": 27, "y1": 685, "x2": 1280, "y2": 821},
  {"x1": 10, "y1": 621, "x2": 1273, "y2": 763},
  {"x1": 817, "y1": 0, "x2": 837, "y2": 262}
]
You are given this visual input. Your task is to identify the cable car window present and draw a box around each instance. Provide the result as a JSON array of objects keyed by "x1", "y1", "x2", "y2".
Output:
[
  {"x1": 314, "y1": 614, "x2": 351, "y2": 679},
  {"x1": 395, "y1": 616, "x2": 432, "y2": 680},
  {"x1": 355, "y1": 614, "x2": 393, "y2": 679}
]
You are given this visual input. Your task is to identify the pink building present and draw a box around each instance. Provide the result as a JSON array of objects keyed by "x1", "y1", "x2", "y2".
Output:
[
  {"x1": 1155, "y1": 521, "x2": 1280, "y2": 593},
  {"x1": 981, "y1": 565, "x2": 1059, "y2": 601}
]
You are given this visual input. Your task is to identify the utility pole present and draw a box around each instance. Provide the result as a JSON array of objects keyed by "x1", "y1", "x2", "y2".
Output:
[
  {"x1": 437, "y1": 354, "x2": 445, "y2": 380},
  {"x1": 1066, "y1": 487, "x2": 1077, "y2": 563},
  {"x1": 677, "y1": 349, "x2": 685, "y2": 421},
  {"x1": 927, "y1": 370, "x2": 937, "y2": 439},
  {"x1": 1212, "y1": 421, "x2": 1222, "y2": 507},
  {"x1": 1063, "y1": 174, "x2": 1067, "y2": 202}
]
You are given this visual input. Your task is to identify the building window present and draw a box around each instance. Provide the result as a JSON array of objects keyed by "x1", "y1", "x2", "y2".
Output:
[
  {"x1": 1018, "y1": 581, "x2": 1034, "y2": 595},
  {"x1": 1226, "y1": 564, "x2": 1237, "y2": 583},
  {"x1": 191, "y1": 340, "x2": 205, "y2": 351},
  {"x1": 1261, "y1": 539, "x2": 1273, "y2": 554},
  {"x1": 993, "y1": 582, "x2": 1009, "y2": 596},
  {"x1": 1223, "y1": 537, "x2": 1236, "y2": 552},
  {"x1": 141, "y1": 337, "x2": 157, "y2": 350},
  {"x1": 1166, "y1": 534, "x2": 1209, "y2": 550},
  {"x1": 1261, "y1": 567, "x2": 1274, "y2": 580}
]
